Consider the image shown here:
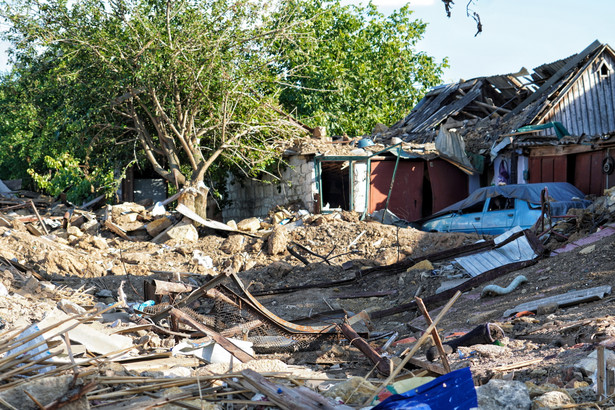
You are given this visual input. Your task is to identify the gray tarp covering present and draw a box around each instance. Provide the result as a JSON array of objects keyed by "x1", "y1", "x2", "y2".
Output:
[{"x1": 426, "y1": 182, "x2": 591, "y2": 220}]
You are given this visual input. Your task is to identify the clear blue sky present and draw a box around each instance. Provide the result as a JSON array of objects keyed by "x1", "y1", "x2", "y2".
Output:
[
  {"x1": 2, "y1": 0, "x2": 614, "y2": 82},
  {"x1": 349, "y1": 0, "x2": 615, "y2": 83}
]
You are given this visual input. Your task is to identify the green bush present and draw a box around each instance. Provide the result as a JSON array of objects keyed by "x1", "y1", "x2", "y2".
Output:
[{"x1": 28, "y1": 153, "x2": 116, "y2": 204}]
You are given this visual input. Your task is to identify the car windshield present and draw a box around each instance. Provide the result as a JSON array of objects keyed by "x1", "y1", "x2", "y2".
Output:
[{"x1": 459, "y1": 200, "x2": 485, "y2": 214}]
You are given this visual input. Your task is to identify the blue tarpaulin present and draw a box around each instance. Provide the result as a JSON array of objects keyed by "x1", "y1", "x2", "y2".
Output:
[
  {"x1": 373, "y1": 367, "x2": 477, "y2": 410},
  {"x1": 425, "y1": 182, "x2": 591, "y2": 221}
]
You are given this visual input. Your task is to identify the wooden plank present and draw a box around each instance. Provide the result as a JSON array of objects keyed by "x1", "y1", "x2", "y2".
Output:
[
  {"x1": 170, "y1": 308, "x2": 253, "y2": 363},
  {"x1": 415, "y1": 297, "x2": 451, "y2": 373},
  {"x1": 104, "y1": 219, "x2": 134, "y2": 241},
  {"x1": 339, "y1": 323, "x2": 391, "y2": 376},
  {"x1": 241, "y1": 368, "x2": 345, "y2": 410},
  {"x1": 598, "y1": 346, "x2": 606, "y2": 400},
  {"x1": 529, "y1": 144, "x2": 594, "y2": 157},
  {"x1": 365, "y1": 291, "x2": 462, "y2": 407},
  {"x1": 405, "y1": 357, "x2": 447, "y2": 375},
  {"x1": 332, "y1": 290, "x2": 397, "y2": 299}
]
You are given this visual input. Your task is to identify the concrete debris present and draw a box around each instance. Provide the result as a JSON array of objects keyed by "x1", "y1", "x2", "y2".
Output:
[
  {"x1": 476, "y1": 379, "x2": 531, "y2": 410},
  {"x1": 237, "y1": 217, "x2": 261, "y2": 232},
  {"x1": 1, "y1": 187, "x2": 615, "y2": 408}
]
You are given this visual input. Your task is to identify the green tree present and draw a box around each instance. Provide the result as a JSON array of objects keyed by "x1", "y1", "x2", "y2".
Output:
[
  {"x1": 273, "y1": 0, "x2": 447, "y2": 137},
  {"x1": 0, "y1": 0, "x2": 446, "y2": 212},
  {"x1": 2, "y1": 0, "x2": 309, "y2": 215}
]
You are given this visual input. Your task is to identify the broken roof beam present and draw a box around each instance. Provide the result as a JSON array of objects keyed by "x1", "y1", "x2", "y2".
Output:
[
  {"x1": 472, "y1": 100, "x2": 512, "y2": 114},
  {"x1": 414, "y1": 83, "x2": 483, "y2": 133},
  {"x1": 505, "y1": 40, "x2": 602, "y2": 119}
]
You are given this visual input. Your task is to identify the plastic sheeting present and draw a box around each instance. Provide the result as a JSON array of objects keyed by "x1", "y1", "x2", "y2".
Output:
[{"x1": 373, "y1": 367, "x2": 477, "y2": 410}]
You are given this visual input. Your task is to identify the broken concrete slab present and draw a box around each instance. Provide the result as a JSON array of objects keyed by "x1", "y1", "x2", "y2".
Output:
[
  {"x1": 237, "y1": 217, "x2": 261, "y2": 233},
  {"x1": 165, "y1": 220, "x2": 199, "y2": 243},
  {"x1": 476, "y1": 379, "x2": 531, "y2": 410},
  {"x1": 146, "y1": 217, "x2": 173, "y2": 237}
]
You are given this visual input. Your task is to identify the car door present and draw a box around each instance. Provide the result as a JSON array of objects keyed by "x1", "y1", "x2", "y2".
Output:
[
  {"x1": 481, "y1": 196, "x2": 516, "y2": 235},
  {"x1": 448, "y1": 200, "x2": 487, "y2": 233}
]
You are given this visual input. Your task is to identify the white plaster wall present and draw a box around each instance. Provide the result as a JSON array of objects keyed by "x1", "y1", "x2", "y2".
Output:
[
  {"x1": 222, "y1": 155, "x2": 316, "y2": 222},
  {"x1": 352, "y1": 161, "x2": 368, "y2": 213}
]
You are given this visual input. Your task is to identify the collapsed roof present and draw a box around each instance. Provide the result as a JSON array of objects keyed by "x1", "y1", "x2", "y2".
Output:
[{"x1": 373, "y1": 40, "x2": 615, "y2": 154}]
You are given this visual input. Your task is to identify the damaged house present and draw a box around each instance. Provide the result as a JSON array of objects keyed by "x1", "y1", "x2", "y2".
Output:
[{"x1": 221, "y1": 40, "x2": 615, "y2": 222}]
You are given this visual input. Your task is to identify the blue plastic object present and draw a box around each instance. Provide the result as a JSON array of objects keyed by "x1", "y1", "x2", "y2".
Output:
[
  {"x1": 373, "y1": 367, "x2": 477, "y2": 410},
  {"x1": 357, "y1": 138, "x2": 374, "y2": 148},
  {"x1": 133, "y1": 300, "x2": 156, "y2": 312}
]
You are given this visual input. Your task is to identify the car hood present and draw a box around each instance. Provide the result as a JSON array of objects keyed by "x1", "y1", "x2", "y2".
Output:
[{"x1": 424, "y1": 183, "x2": 592, "y2": 221}]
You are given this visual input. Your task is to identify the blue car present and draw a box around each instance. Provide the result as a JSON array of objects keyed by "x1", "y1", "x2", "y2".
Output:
[{"x1": 421, "y1": 183, "x2": 592, "y2": 235}]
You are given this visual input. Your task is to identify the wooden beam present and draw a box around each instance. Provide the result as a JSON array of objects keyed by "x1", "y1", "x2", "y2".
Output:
[{"x1": 170, "y1": 308, "x2": 253, "y2": 363}]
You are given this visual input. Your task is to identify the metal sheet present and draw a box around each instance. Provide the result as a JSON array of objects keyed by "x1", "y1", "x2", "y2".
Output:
[
  {"x1": 427, "y1": 159, "x2": 469, "y2": 213},
  {"x1": 503, "y1": 285, "x2": 611, "y2": 317},
  {"x1": 574, "y1": 150, "x2": 605, "y2": 195},
  {"x1": 369, "y1": 160, "x2": 424, "y2": 221},
  {"x1": 455, "y1": 227, "x2": 538, "y2": 277}
]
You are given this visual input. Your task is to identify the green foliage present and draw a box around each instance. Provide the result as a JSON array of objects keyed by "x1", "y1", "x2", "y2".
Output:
[
  {"x1": 0, "y1": 0, "x2": 446, "y2": 198},
  {"x1": 272, "y1": 0, "x2": 447, "y2": 137},
  {"x1": 28, "y1": 153, "x2": 116, "y2": 204}
]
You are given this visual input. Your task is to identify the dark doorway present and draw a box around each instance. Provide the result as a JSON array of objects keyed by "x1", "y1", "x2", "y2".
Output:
[{"x1": 320, "y1": 161, "x2": 350, "y2": 210}]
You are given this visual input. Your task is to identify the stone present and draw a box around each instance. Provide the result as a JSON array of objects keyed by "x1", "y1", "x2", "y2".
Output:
[
  {"x1": 267, "y1": 261, "x2": 293, "y2": 279},
  {"x1": 406, "y1": 259, "x2": 434, "y2": 272},
  {"x1": 226, "y1": 220, "x2": 238, "y2": 230},
  {"x1": 111, "y1": 202, "x2": 145, "y2": 215},
  {"x1": 377, "y1": 248, "x2": 400, "y2": 265},
  {"x1": 146, "y1": 217, "x2": 172, "y2": 237},
  {"x1": 166, "y1": 221, "x2": 199, "y2": 243},
  {"x1": 237, "y1": 217, "x2": 261, "y2": 233},
  {"x1": 267, "y1": 225, "x2": 288, "y2": 256},
  {"x1": 536, "y1": 302, "x2": 558, "y2": 315},
  {"x1": 221, "y1": 235, "x2": 246, "y2": 254},
  {"x1": 372, "y1": 123, "x2": 389, "y2": 134},
  {"x1": 67, "y1": 226, "x2": 83, "y2": 238},
  {"x1": 121, "y1": 252, "x2": 150, "y2": 265},
  {"x1": 88, "y1": 235, "x2": 108, "y2": 250},
  {"x1": 532, "y1": 391, "x2": 574, "y2": 409},
  {"x1": 81, "y1": 219, "x2": 100, "y2": 234},
  {"x1": 58, "y1": 299, "x2": 87, "y2": 315},
  {"x1": 476, "y1": 379, "x2": 531, "y2": 410},
  {"x1": 579, "y1": 244, "x2": 596, "y2": 255}
]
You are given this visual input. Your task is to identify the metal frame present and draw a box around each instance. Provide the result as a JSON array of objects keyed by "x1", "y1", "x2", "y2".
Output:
[{"x1": 314, "y1": 143, "x2": 404, "y2": 219}]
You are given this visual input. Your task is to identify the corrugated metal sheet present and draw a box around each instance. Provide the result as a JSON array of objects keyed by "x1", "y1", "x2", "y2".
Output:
[{"x1": 455, "y1": 227, "x2": 538, "y2": 277}]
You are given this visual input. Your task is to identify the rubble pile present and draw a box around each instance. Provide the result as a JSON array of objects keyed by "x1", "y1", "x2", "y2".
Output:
[{"x1": 2, "y1": 187, "x2": 615, "y2": 409}]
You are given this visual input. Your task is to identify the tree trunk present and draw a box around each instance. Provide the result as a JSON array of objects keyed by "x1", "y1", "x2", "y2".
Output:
[{"x1": 178, "y1": 181, "x2": 209, "y2": 223}]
